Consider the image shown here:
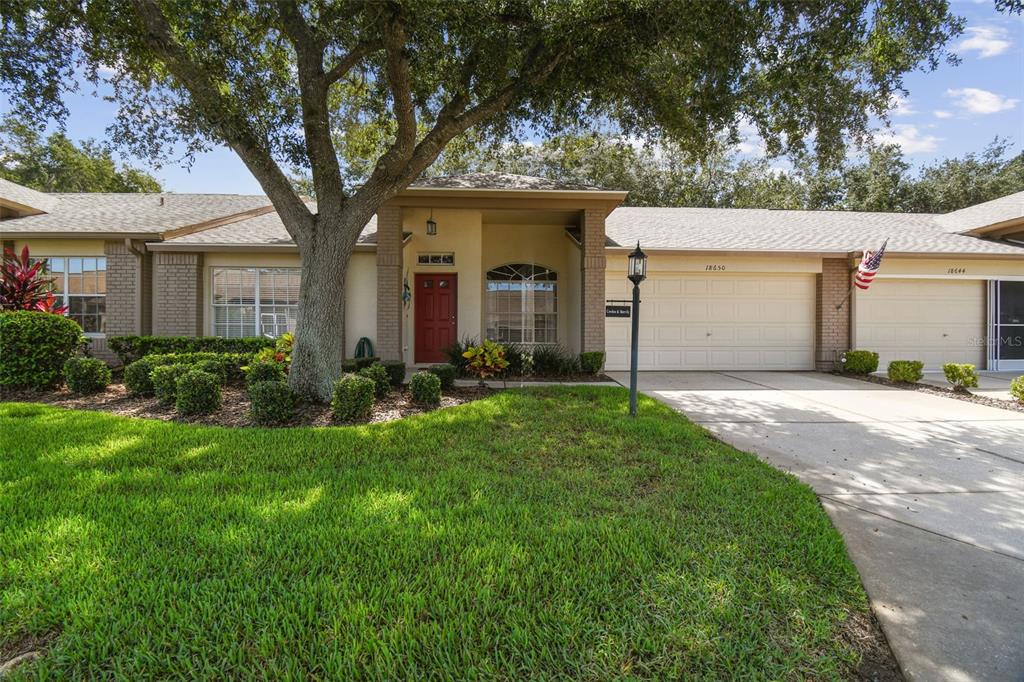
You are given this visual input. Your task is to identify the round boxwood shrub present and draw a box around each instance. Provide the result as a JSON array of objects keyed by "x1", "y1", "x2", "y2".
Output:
[
  {"x1": 194, "y1": 358, "x2": 227, "y2": 383},
  {"x1": 358, "y1": 363, "x2": 391, "y2": 399},
  {"x1": 124, "y1": 356, "x2": 162, "y2": 396},
  {"x1": 943, "y1": 363, "x2": 979, "y2": 392},
  {"x1": 249, "y1": 380, "x2": 296, "y2": 426},
  {"x1": 410, "y1": 371, "x2": 441, "y2": 406},
  {"x1": 244, "y1": 360, "x2": 286, "y2": 389},
  {"x1": 0, "y1": 311, "x2": 85, "y2": 390},
  {"x1": 381, "y1": 360, "x2": 406, "y2": 387},
  {"x1": 331, "y1": 374, "x2": 375, "y2": 422},
  {"x1": 887, "y1": 360, "x2": 924, "y2": 384},
  {"x1": 842, "y1": 350, "x2": 879, "y2": 375},
  {"x1": 63, "y1": 357, "x2": 112, "y2": 394},
  {"x1": 175, "y1": 370, "x2": 221, "y2": 415},
  {"x1": 428, "y1": 363, "x2": 456, "y2": 390},
  {"x1": 1011, "y1": 376, "x2": 1024, "y2": 404},
  {"x1": 152, "y1": 363, "x2": 191, "y2": 405}
]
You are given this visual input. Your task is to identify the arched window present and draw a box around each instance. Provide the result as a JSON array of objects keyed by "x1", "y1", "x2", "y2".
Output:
[{"x1": 485, "y1": 263, "x2": 557, "y2": 345}]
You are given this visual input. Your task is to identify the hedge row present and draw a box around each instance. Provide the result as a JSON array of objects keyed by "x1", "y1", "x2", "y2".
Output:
[{"x1": 108, "y1": 335, "x2": 274, "y2": 365}]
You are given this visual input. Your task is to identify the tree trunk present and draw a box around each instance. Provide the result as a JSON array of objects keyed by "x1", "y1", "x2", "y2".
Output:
[{"x1": 288, "y1": 211, "x2": 366, "y2": 402}]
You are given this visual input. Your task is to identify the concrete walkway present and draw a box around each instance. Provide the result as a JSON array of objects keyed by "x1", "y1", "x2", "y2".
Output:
[{"x1": 607, "y1": 371, "x2": 1024, "y2": 682}]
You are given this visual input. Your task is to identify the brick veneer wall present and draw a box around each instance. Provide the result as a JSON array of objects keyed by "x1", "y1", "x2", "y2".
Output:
[
  {"x1": 375, "y1": 204, "x2": 403, "y2": 361},
  {"x1": 580, "y1": 207, "x2": 607, "y2": 353},
  {"x1": 99, "y1": 240, "x2": 146, "y2": 363},
  {"x1": 154, "y1": 252, "x2": 203, "y2": 336},
  {"x1": 816, "y1": 258, "x2": 852, "y2": 370}
]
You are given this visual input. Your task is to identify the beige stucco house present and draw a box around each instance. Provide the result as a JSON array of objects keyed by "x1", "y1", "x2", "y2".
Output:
[{"x1": 2, "y1": 173, "x2": 1023, "y2": 372}]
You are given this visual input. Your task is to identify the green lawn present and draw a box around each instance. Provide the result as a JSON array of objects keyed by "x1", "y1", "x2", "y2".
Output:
[{"x1": 1, "y1": 387, "x2": 867, "y2": 679}]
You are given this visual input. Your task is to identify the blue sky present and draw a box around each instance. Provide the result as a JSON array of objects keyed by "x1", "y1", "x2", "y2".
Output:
[{"x1": 2, "y1": 0, "x2": 1021, "y2": 195}]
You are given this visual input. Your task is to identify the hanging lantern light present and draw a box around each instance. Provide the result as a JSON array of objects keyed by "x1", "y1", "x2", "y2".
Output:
[{"x1": 426, "y1": 209, "x2": 437, "y2": 236}]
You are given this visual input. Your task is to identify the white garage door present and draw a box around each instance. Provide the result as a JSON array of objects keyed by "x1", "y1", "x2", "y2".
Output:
[
  {"x1": 605, "y1": 273, "x2": 815, "y2": 371},
  {"x1": 855, "y1": 278, "x2": 985, "y2": 368}
]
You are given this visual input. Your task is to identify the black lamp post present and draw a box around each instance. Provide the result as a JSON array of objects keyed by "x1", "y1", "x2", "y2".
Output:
[{"x1": 627, "y1": 241, "x2": 647, "y2": 417}]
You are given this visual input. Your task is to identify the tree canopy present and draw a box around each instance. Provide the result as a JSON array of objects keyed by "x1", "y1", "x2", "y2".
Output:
[
  {"x1": 0, "y1": 116, "x2": 162, "y2": 193},
  {"x1": 0, "y1": 0, "x2": 967, "y2": 399},
  {"x1": 420, "y1": 134, "x2": 1024, "y2": 213}
]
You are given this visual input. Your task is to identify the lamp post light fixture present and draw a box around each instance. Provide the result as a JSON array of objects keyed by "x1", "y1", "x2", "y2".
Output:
[
  {"x1": 627, "y1": 241, "x2": 647, "y2": 417},
  {"x1": 426, "y1": 210, "x2": 437, "y2": 236}
]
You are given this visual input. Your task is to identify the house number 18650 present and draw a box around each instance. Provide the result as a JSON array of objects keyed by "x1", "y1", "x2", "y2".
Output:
[{"x1": 705, "y1": 264, "x2": 726, "y2": 271}]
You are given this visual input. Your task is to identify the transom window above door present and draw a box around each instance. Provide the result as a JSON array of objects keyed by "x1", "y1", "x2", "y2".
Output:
[{"x1": 485, "y1": 263, "x2": 557, "y2": 345}]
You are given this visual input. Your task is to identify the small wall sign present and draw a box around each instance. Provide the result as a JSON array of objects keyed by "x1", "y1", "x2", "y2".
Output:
[
  {"x1": 705, "y1": 264, "x2": 726, "y2": 271},
  {"x1": 606, "y1": 305, "x2": 631, "y2": 318},
  {"x1": 947, "y1": 267, "x2": 967, "y2": 274}
]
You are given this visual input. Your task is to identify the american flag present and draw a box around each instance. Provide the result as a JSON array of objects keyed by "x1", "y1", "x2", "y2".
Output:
[{"x1": 854, "y1": 239, "x2": 888, "y2": 290}]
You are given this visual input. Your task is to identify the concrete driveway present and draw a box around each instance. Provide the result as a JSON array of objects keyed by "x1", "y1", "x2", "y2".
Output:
[{"x1": 607, "y1": 371, "x2": 1024, "y2": 682}]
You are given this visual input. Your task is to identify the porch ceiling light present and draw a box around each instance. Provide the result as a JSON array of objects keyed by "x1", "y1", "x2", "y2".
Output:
[
  {"x1": 627, "y1": 241, "x2": 647, "y2": 285},
  {"x1": 426, "y1": 210, "x2": 437, "y2": 236}
]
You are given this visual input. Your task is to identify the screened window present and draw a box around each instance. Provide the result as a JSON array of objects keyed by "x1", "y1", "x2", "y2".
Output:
[
  {"x1": 43, "y1": 257, "x2": 107, "y2": 334},
  {"x1": 485, "y1": 263, "x2": 557, "y2": 345},
  {"x1": 212, "y1": 267, "x2": 300, "y2": 338}
]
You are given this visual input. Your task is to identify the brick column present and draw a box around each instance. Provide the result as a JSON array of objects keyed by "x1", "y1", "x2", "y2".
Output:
[
  {"x1": 816, "y1": 258, "x2": 852, "y2": 370},
  {"x1": 580, "y1": 207, "x2": 606, "y2": 353},
  {"x1": 154, "y1": 252, "x2": 203, "y2": 336},
  {"x1": 100, "y1": 241, "x2": 151, "y2": 363},
  {"x1": 375, "y1": 204, "x2": 403, "y2": 361}
]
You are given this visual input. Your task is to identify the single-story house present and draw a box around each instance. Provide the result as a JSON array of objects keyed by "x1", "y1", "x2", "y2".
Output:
[{"x1": 2, "y1": 173, "x2": 1023, "y2": 372}]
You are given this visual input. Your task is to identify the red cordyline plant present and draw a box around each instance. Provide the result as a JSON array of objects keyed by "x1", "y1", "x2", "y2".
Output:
[{"x1": 0, "y1": 245, "x2": 67, "y2": 314}]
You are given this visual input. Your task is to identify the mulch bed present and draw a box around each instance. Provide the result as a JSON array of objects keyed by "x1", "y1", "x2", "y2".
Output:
[
  {"x1": 2, "y1": 383, "x2": 496, "y2": 428},
  {"x1": 836, "y1": 372, "x2": 1024, "y2": 414}
]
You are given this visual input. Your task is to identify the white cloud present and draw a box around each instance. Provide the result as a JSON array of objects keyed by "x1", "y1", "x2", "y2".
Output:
[
  {"x1": 874, "y1": 124, "x2": 941, "y2": 154},
  {"x1": 933, "y1": 110, "x2": 953, "y2": 119},
  {"x1": 888, "y1": 94, "x2": 916, "y2": 116},
  {"x1": 946, "y1": 87, "x2": 1019, "y2": 114},
  {"x1": 958, "y1": 26, "x2": 1012, "y2": 58}
]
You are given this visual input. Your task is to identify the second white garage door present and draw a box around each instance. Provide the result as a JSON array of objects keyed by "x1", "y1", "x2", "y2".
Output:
[
  {"x1": 855, "y1": 278, "x2": 985, "y2": 368},
  {"x1": 605, "y1": 273, "x2": 815, "y2": 371}
]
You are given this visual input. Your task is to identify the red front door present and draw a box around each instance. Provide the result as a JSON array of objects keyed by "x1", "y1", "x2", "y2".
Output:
[{"x1": 414, "y1": 273, "x2": 457, "y2": 364}]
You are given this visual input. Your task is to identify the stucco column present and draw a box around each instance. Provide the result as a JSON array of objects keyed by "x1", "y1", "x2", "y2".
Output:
[
  {"x1": 153, "y1": 252, "x2": 203, "y2": 336},
  {"x1": 375, "y1": 204, "x2": 404, "y2": 361},
  {"x1": 815, "y1": 257, "x2": 852, "y2": 370},
  {"x1": 580, "y1": 207, "x2": 606, "y2": 353}
]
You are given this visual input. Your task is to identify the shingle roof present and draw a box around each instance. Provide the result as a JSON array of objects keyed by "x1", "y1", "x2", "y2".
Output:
[
  {"x1": 163, "y1": 206, "x2": 379, "y2": 246},
  {"x1": 0, "y1": 191, "x2": 271, "y2": 235},
  {"x1": 408, "y1": 172, "x2": 611, "y2": 192},
  {"x1": 604, "y1": 206, "x2": 1024, "y2": 255},
  {"x1": 933, "y1": 191, "x2": 1024, "y2": 234},
  {"x1": 0, "y1": 178, "x2": 58, "y2": 213}
]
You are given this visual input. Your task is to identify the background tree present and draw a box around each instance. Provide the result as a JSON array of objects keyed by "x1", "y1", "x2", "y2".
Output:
[
  {"x1": 0, "y1": 115, "x2": 161, "y2": 193},
  {"x1": 1, "y1": 0, "x2": 965, "y2": 399}
]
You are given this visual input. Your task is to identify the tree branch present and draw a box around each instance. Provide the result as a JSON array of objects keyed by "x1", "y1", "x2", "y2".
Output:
[
  {"x1": 324, "y1": 41, "x2": 379, "y2": 84},
  {"x1": 129, "y1": 0, "x2": 311, "y2": 234},
  {"x1": 381, "y1": 11, "x2": 417, "y2": 163}
]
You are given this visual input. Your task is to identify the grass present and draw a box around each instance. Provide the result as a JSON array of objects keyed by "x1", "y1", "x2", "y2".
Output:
[{"x1": 1, "y1": 387, "x2": 867, "y2": 679}]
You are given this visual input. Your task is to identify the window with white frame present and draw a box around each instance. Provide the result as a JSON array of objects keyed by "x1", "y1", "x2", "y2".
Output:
[
  {"x1": 211, "y1": 267, "x2": 300, "y2": 338},
  {"x1": 485, "y1": 263, "x2": 557, "y2": 345},
  {"x1": 42, "y1": 257, "x2": 107, "y2": 334}
]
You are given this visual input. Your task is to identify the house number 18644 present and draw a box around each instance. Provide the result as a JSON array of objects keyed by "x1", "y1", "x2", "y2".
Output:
[{"x1": 947, "y1": 267, "x2": 967, "y2": 274}]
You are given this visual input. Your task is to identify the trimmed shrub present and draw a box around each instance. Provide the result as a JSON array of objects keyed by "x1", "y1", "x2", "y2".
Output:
[
  {"x1": 331, "y1": 374, "x2": 375, "y2": 422},
  {"x1": 146, "y1": 352, "x2": 253, "y2": 382},
  {"x1": 341, "y1": 356, "x2": 380, "y2": 373},
  {"x1": 1011, "y1": 376, "x2": 1024, "y2": 403},
  {"x1": 532, "y1": 344, "x2": 579, "y2": 376},
  {"x1": 249, "y1": 380, "x2": 296, "y2": 425},
  {"x1": 124, "y1": 357, "x2": 161, "y2": 396},
  {"x1": 0, "y1": 311, "x2": 85, "y2": 390},
  {"x1": 107, "y1": 335, "x2": 273, "y2": 365},
  {"x1": 410, "y1": 371, "x2": 441, "y2": 406},
  {"x1": 579, "y1": 351, "x2": 606, "y2": 375},
  {"x1": 428, "y1": 363, "x2": 456, "y2": 390},
  {"x1": 842, "y1": 350, "x2": 879, "y2": 375},
  {"x1": 943, "y1": 363, "x2": 979, "y2": 391},
  {"x1": 245, "y1": 360, "x2": 286, "y2": 389},
  {"x1": 887, "y1": 360, "x2": 924, "y2": 384},
  {"x1": 63, "y1": 357, "x2": 111, "y2": 394},
  {"x1": 194, "y1": 358, "x2": 227, "y2": 383},
  {"x1": 359, "y1": 363, "x2": 391, "y2": 399},
  {"x1": 381, "y1": 360, "x2": 406, "y2": 387},
  {"x1": 152, "y1": 364, "x2": 191, "y2": 405},
  {"x1": 175, "y1": 370, "x2": 221, "y2": 415}
]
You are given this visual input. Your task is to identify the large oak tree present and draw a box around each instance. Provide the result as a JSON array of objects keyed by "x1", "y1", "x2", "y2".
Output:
[{"x1": 2, "y1": 0, "x2": 964, "y2": 400}]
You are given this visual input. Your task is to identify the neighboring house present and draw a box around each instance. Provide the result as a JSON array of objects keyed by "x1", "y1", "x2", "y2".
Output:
[{"x1": 2, "y1": 173, "x2": 1023, "y2": 372}]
